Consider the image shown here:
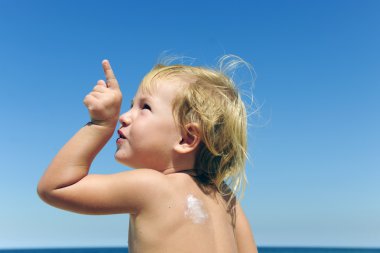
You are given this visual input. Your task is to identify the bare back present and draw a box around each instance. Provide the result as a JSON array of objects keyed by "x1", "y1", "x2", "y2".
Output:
[{"x1": 128, "y1": 172, "x2": 238, "y2": 253}]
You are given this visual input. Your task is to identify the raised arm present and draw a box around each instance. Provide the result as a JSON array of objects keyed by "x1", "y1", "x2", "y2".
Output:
[
  {"x1": 38, "y1": 61, "x2": 173, "y2": 215},
  {"x1": 235, "y1": 202, "x2": 258, "y2": 253},
  {"x1": 37, "y1": 60, "x2": 123, "y2": 210}
]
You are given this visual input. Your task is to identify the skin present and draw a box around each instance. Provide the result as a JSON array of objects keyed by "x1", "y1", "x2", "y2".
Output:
[{"x1": 37, "y1": 60, "x2": 257, "y2": 253}]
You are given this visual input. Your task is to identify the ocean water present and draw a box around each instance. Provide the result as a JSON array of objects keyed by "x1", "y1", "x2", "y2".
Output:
[
  {"x1": 259, "y1": 248, "x2": 380, "y2": 253},
  {"x1": 0, "y1": 247, "x2": 379, "y2": 253}
]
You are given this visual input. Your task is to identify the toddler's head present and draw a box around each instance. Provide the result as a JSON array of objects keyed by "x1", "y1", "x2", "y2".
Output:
[{"x1": 138, "y1": 55, "x2": 250, "y2": 199}]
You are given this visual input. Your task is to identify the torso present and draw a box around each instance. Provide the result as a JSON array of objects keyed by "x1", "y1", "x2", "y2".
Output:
[{"x1": 128, "y1": 172, "x2": 238, "y2": 253}]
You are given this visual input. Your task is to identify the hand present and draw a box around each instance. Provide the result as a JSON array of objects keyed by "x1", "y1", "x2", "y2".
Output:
[{"x1": 83, "y1": 60, "x2": 122, "y2": 128}]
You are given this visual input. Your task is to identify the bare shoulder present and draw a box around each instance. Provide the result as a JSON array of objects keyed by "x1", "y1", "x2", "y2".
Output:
[
  {"x1": 116, "y1": 168, "x2": 174, "y2": 207},
  {"x1": 119, "y1": 168, "x2": 171, "y2": 186},
  {"x1": 235, "y1": 202, "x2": 258, "y2": 253}
]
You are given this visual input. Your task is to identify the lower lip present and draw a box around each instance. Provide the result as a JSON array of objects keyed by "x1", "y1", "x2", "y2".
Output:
[{"x1": 116, "y1": 138, "x2": 126, "y2": 144}]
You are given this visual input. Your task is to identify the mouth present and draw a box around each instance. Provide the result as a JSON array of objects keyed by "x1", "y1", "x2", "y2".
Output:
[{"x1": 117, "y1": 129, "x2": 127, "y2": 140}]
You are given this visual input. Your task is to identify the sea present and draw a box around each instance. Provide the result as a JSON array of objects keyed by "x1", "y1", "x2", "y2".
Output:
[{"x1": 0, "y1": 247, "x2": 379, "y2": 253}]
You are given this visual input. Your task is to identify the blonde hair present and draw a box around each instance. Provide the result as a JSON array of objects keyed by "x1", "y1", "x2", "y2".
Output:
[{"x1": 140, "y1": 55, "x2": 253, "y2": 204}]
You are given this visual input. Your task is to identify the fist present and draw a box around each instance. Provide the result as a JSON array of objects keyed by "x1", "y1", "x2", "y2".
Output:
[{"x1": 83, "y1": 60, "x2": 122, "y2": 127}]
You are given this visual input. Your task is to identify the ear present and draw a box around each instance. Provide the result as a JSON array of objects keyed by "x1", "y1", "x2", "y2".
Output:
[{"x1": 174, "y1": 123, "x2": 201, "y2": 154}]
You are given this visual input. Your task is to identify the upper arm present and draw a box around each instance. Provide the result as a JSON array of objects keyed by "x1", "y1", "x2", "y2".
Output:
[
  {"x1": 235, "y1": 202, "x2": 258, "y2": 253},
  {"x1": 38, "y1": 169, "x2": 169, "y2": 215}
]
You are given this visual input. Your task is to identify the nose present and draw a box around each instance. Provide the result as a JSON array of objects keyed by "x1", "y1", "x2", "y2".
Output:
[{"x1": 119, "y1": 110, "x2": 132, "y2": 127}]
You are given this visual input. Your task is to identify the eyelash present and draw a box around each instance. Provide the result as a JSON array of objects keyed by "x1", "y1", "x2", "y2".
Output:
[
  {"x1": 130, "y1": 100, "x2": 151, "y2": 111},
  {"x1": 142, "y1": 103, "x2": 151, "y2": 111}
]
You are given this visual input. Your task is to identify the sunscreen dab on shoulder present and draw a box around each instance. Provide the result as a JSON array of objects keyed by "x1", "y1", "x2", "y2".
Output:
[{"x1": 185, "y1": 194, "x2": 208, "y2": 224}]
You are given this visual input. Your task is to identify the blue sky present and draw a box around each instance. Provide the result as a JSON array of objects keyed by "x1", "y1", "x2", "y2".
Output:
[{"x1": 0, "y1": 0, "x2": 379, "y2": 249}]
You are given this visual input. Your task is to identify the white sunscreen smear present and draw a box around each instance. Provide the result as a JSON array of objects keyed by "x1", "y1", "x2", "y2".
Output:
[{"x1": 185, "y1": 194, "x2": 208, "y2": 224}]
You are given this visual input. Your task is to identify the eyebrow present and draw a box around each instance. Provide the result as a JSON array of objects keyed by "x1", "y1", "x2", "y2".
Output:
[{"x1": 130, "y1": 96, "x2": 152, "y2": 107}]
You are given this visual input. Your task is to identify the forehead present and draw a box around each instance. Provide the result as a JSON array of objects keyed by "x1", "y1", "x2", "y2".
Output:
[
  {"x1": 138, "y1": 76, "x2": 188, "y2": 95},
  {"x1": 136, "y1": 77, "x2": 184, "y2": 104}
]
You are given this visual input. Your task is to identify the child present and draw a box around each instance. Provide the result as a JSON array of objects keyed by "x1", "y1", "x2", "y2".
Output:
[{"x1": 38, "y1": 56, "x2": 257, "y2": 253}]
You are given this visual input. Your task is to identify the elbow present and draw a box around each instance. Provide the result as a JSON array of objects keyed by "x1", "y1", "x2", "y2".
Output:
[
  {"x1": 37, "y1": 182, "x2": 70, "y2": 212},
  {"x1": 37, "y1": 182, "x2": 48, "y2": 202},
  {"x1": 37, "y1": 180, "x2": 54, "y2": 204}
]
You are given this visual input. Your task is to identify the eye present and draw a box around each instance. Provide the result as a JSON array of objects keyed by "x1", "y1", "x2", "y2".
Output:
[
  {"x1": 142, "y1": 103, "x2": 151, "y2": 111},
  {"x1": 130, "y1": 100, "x2": 134, "y2": 109}
]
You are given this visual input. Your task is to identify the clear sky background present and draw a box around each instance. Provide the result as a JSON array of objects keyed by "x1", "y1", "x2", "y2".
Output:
[{"x1": 0, "y1": 0, "x2": 379, "y2": 249}]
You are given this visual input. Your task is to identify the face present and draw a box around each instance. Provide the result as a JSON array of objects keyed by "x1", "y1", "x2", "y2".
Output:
[{"x1": 115, "y1": 78, "x2": 184, "y2": 171}]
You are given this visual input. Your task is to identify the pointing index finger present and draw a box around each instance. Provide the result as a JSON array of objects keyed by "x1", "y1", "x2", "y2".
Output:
[{"x1": 102, "y1": 59, "x2": 119, "y2": 89}]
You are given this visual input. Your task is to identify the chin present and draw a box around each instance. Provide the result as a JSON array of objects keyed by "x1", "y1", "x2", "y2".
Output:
[
  {"x1": 114, "y1": 153, "x2": 140, "y2": 169},
  {"x1": 114, "y1": 151, "x2": 129, "y2": 166}
]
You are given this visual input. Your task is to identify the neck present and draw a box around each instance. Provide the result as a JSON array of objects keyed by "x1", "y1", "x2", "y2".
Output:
[{"x1": 162, "y1": 167, "x2": 197, "y2": 176}]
